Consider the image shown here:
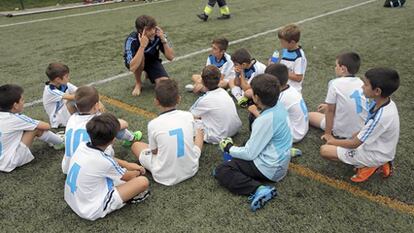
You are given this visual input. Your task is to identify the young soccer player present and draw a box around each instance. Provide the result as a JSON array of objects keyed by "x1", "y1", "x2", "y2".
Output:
[
  {"x1": 320, "y1": 68, "x2": 400, "y2": 182},
  {"x1": 62, "y1": 86, "x2": 142, "y2": 174},
  {"x1": 42, "y1": 62, "x2": 77, "y2": 128},
  {"x1": 186, "y1": 37, "x2": 235, "y2": 93},
  {"x1": 229, "y1": 48, "x2": 266, "y2": 107},
  {"x1": 131, "y1": 79, "x2": 204, "y2": 186},
  {"x1": 270, "y1": 24, "x2": 307, "y2": 93},
  {"x1": 215, "y1": 74, "x2": 292, "y2": 211},
  {"x1": 0, "y1": 84, "x2": 64, "y2": 172},
  {"x1": 249, "y1": 64, "x2": 309, "y2": 143},
  {"x1": 190, "y1": 65, "x2": 241, "y2": 144},
  {"x1": 309, "y1": 52, "x2": 368, "y2": 139},
  {"x1": 64, "y1": 113, "x2": 149, "y2": 221},
  {"x1": 124, "y1": 15, "x2": 174, "y2": 96},
  {"x1": 197, "y1": 0, "x2": 231, "y2": 21}
]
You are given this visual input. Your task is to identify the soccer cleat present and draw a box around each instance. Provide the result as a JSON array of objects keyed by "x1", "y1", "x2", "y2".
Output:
[
  {"x1": 122, "y1": 131, "x2": 143, "y2": 148},
  {"x1": 197, "y1": 13, "x2": 208, "y2": 21},
  {"x1": 350, "y1": 166, "x2": 378, "y2": 182},
  {"x1": 217, "y1": 14, "x2": 231, "y2": 20},
  {"x1": 129, "y1": 189, "x2": 150, "y2": 204},
  {"x1": 237, "y1": 96, "x2": 249, "y2": 108},
  {"x1": 185, "y1": 84, "x2": 194, "y2": 92},
  {"x1": 49, "y1": 131, "x2": 65, "y2": 150},
  {"x1": 380, "y1": 161, "x2": 393, "y2": 178},
  {"x1": 290, "y1": 148, "x2": 302, "y2": 158},
  {"x1": 249, "y1": 186, "x2": 277, "y2": 212}
]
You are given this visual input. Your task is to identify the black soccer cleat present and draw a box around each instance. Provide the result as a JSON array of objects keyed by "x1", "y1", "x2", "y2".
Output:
[
  {"x1": 217, "y1": 14, "x2": 231, "y2": 20},
  {"x1": 197, "y1": 13, "x2": 208, "y2": 21}
]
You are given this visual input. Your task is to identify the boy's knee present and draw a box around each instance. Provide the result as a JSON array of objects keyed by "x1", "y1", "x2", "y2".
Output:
[
  {"x1": 137, "y1": 176, "x2": 149, "y2": 189},
  {"x1": 244, "y1": 89, "x2": 253, "y2": 98},
  {"x1": 320, "y1": 145, "x2": 332, "y2": 159}
]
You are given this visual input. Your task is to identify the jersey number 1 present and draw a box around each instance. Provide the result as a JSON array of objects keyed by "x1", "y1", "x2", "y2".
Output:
[{"x1": 169, "y1": 128, "x2": 184, "y2": 158}]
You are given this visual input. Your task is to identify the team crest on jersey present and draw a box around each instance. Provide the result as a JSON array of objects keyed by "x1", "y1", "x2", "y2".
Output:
[{"x1": 346, "y1": 150, "x2": 356, "y2": 158}]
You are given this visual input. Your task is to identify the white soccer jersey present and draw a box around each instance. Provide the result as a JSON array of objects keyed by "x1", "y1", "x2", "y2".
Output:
[
  {"x1": 325, "y1": 77, "x2": 368, "y2": 138},
  {"x1": 244, "y1": 60, "x2": 266, "y2": 84},
  {"x1": 280, "y1": 48, "x2": 307, "y2": 93},
  {"x1": 64, "y1": 143, "x2": 126, "y2": 221},
  {"x1": 42, "y1": 82, "x2": 77, "y2": 128},
  {"x1": 355, "y1": 100, "x2": 399, "y2": 167},
  {"x1": 278, "y1": 86, "x2": 309, "y2": 142},
  {"x1": 0, "y1": 112, "x2": 39, "y2": 172},
  {"x1": 62, "y1": 114, "x2": 94, "y2": 174},
  {"x1": 206, "y1": 53, "x2": 236, "y2": 81},
  {"x1": 147, "y1": 110, "x2": 201, "y2": 186},
  {"x1": 190, "y1": 88, "x2": 242, "y2": 144}
]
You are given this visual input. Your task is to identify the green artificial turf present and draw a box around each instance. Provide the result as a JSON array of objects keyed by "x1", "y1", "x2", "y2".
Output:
[{"x1": 0, "y1": 0, "x2": 413, "y2": 232}]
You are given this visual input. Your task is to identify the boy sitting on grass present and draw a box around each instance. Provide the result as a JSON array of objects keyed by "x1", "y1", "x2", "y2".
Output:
[
  {"x1": 215, "y1": 74, "x2": 292, "y2": 211},
  {"x1": 320, "y1": 68, "x2": 400, "y2": 182}
]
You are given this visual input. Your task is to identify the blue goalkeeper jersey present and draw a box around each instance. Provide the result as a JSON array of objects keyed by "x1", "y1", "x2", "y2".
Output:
[{"x1": 229, "y1": 102, "x2": 292, "y2": 181}]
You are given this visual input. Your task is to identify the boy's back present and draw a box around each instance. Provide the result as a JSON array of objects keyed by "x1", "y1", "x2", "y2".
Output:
[
  {"x1": 147, "y1": 110, "x2": 201, "y2": 185},
  {"x1": 280, "y1": 47, "x2": 307, "y2": 92},
  {"x1": 64, "y1": 143, "x2": 126, "y2": 221},
  {"x1": 0, "y1": 112, "x2": 39, "y2": 172},
  {"x1": 42, "y1": 82, "x2": 77, "y2": 127},
  {"x1": 231, "y1": 102, "x2": 292, "y2": 181},
  {"x1": 326, "y1": 77, "x2": 368, "y2": 138},
  {"x1": 190, "y1": 88, "x2": 241, "y2": 144},
  {"x1": 278, "y1": 86, "x2": 308, "y2": 142}
]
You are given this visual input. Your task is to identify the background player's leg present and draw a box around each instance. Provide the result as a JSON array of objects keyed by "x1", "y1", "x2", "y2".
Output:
[
  {"x1": 217, "y1": 0, "x2": 231, "y2": 19},
  {"x1": 197, "y1": 0, "x2": 217, "y2": 21}
]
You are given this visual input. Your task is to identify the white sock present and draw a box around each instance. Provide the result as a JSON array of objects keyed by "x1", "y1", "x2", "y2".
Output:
[
  {"x1": 116, "y1": 129, "x2": 134, "y2": 141},
  {"x1": 38, "y1": 131, "x2": 63, "y2": 145},
  {"x1": 231, "y1": 86, "x2": 243, "y2": 101}
]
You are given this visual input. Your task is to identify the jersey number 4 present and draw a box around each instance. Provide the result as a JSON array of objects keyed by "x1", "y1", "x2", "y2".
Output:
[
  {"x1": 66, "y1": 163, "x2": 81, "y2": 193},
  {"x1": 169, "y1": 128, "x2": 184, "y2": 158}
]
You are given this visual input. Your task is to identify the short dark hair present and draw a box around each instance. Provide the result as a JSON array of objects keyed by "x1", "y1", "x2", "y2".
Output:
[
  {"x1": 365, "y1": 68, "x2": 400, "y2": 98},
  {"x1": 250, "y1": 74, "x2": 280, "y2": 107},
  {"x1": 278, "y1": 24, "x2": 301, "y2": 43},
  {"x1": 0, "y1": 84, "x2": 24, "y2": 112},
  {"x1": 231, "y1": 48, "x2": 252, "y2": 64},
  {"x1": 212, "y1": 37, "x2": 229, "y2": 51},
  {"x1": 86, "y1": 113, "x2": 120, "y2": 147},
  {"x1": 337, "y1": 52, "x2": 361, "y2": 75},
  {"x1": 135, "y1": 15, "x2": 157, "y2": 33},
  {"x1": 75, "y1": 86, "x2": 99, "y2": 113},
  {"x1": 201, "y1": 65, "x2": 221, "y2": 90},
  {"x1": 265, "y1": 64, "x2": 289, "y2": 86},
  {"x1": 155, "y1": 79, "x2": 179, "y2": 107},
  {"x1": 46, "y1": 63, "x2": 69, "y2": 81}
]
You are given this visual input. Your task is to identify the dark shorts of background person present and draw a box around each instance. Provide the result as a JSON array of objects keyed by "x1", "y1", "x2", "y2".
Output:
[{"x1": 125, "y1": 58, "x2": 169, "y2": 84}]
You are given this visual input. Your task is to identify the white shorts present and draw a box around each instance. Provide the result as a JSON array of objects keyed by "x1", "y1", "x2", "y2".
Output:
[
  {"x1": 51, "y1": 104, "x2": 71, "y2": 128},
  {"x1": 138, "y1": 149, "x2": 153, "y2": 172},
  {"x1": 99, "y1": 188, "x2": 125, "y2": 219},
  {"x1": 337, "y1": 147, "x2": 388, "y2": 168},
  {"x1": 9, "y1": 142, "x2": 35, "y2": 171}
]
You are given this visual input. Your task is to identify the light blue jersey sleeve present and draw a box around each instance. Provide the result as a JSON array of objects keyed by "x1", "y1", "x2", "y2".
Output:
[{"x1": 229, "y1": 115, "x2": 273, "y2": 161}]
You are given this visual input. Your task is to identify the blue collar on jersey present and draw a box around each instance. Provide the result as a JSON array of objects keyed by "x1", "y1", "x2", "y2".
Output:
[
  {"x1": 159, "y1": 108, "x2": 176, "y2": 116},
  {"x1": 144, "y1": 37, "x2": 160, "y2": 53},
  {"x1": 46, "y1": 81, "x2": 68, "y2": 92},
  {"x1": 208, "y1": 54, "x2": 227, "y2": 68},
  {"x1": 243, "y1": 60, "x2": 257, "y2": 79},
  {"x1": 365, "y1": 98, "x2": 390, "y2": 124},
  {"x1": 87, "y1": 142, "x2": 105, "y2": 152}
]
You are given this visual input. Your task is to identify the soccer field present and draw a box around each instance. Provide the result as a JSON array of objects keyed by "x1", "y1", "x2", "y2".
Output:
[{"x1": 0, "y1": 0, "x2": 413, "y2": 232}]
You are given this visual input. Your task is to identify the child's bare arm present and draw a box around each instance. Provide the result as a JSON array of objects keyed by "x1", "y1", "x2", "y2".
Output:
[
  {"x1": 62, "y1": 93, "x2": 75, "y2": 101},
  {"x1": 248, "y1": 105, "x2": 260, "y2": 117},
  {"x1": 121, "y1": 170, "x2": 140, "y2": 181},
  {"x1": 323, "y1": 104, "x2": 336, "y2": 138},
  {"x1": 326, "y1": 135, "x2": 362, "y2": 149},
  {"x1": 288, "y1": 72, "x2": 303, "y2": 82}
]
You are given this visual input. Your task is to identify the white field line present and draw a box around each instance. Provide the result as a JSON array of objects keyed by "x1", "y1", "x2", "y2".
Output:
[
  {"x1": 24, "y1": 0, "x2": 376, "y2": 107},
  {"x1": 0, "y1": 0, "x2": 175, "y2": 28}
]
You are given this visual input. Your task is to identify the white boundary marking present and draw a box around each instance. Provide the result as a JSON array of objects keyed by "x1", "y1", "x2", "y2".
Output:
[
  {"x1": 24, "y1": 0, "x2": 376, "y2": 107},
  {"x1": 0, "y1": 0, "x2": 174, "y2": 28}
]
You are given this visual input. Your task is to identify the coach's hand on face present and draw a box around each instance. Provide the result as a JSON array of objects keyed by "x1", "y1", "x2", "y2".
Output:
[
  {"x1": 156, "y1": 26, "x2": 165, "y2": 40},
  {"x1": 138, "y1": 28, "x2": 149, "y2": 48}
]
